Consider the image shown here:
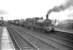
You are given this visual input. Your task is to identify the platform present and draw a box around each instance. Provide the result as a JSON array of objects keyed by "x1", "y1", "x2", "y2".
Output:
[
  {"x1": 54, "y1": 27, "x2": 73, "y2": 34},
  {"x1": 1, "y1": 27, "x2": 15, "y2": 50}
]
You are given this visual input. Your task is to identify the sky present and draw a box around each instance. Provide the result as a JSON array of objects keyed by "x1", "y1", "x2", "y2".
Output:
[
  {"x1": 0, "y1": 0, "x2": 73, "y2": 20},
  {"x1": 50, "y1": 6, "x2": 73, "y2": 21}
]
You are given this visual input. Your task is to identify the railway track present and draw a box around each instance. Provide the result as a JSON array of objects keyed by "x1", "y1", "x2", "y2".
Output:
[
  {"x1": 53, "y1": 31, "x2": 73, "y2": 41},
  {"x1": 7, "y1": 27, "x2": 38, "y2": 50},
  {"x1": 7, "y1": 25, "x2": 59, "y2": 50},
  {"x1": 31, "y1": 30, "x2": 73, "y2": 48},
  {"x1": 10, "y1": 25, "x2": 73, "y2": 50},
  {"x1": 5, "y1": 23, "x2": 73, "y2": 50}
]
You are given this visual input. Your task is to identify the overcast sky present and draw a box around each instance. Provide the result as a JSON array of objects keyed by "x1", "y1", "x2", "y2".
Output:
[{"x1": 0, "y1": 0, "x2": 72, "y2": 20}]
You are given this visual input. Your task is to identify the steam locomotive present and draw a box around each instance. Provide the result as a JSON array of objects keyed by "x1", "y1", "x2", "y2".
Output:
[{"x1": 8, "y1": 18, "x2": 55, "y2": 32}]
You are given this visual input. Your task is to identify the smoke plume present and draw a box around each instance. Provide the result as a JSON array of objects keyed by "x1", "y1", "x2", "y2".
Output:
[{"x1": 46, "y1": 0, "x2": 73, "y2": 19}]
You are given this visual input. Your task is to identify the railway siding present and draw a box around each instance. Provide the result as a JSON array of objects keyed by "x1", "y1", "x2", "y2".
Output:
[
  {"x1": 7, "y1": 25, "x2": 58, "y2": 50},
  {"x1": 10, "y1": 25, "x2": 73, "y2": 50}
]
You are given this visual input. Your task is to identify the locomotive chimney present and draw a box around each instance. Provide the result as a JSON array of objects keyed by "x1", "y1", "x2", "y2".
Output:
[{"x1": 46, "y1": 13, "x2": 48, "y2": 19}]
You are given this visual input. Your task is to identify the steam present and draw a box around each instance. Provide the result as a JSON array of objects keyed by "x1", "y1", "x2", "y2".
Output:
[{"x1": 46, "y1": 0, "x2": 73, "y2": 19}]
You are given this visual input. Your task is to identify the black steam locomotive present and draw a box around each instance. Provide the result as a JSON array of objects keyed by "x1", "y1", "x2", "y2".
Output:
[{"x1": 8, "y1": 18, "x2": 55, "y2": 32}]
